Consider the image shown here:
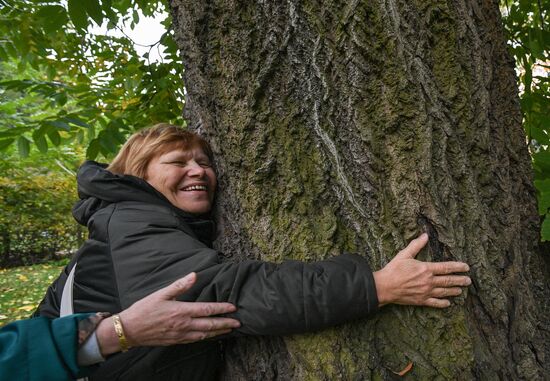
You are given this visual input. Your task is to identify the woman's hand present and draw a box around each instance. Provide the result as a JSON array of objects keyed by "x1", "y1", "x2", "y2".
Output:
[
  {"x1": 373, "y1": 233, "x2": 471, "y2": 308},
  {"x1": 96, "y1": 273, "x2": 240, "y2": 355}
]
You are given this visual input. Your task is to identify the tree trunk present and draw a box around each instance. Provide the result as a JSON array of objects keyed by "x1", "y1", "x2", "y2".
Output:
[{"x1": 169, "y1": 0, "x2": 550, "y2": 379}]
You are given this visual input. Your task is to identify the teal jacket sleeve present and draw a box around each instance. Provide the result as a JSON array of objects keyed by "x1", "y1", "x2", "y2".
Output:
[{"x1": 0, "y1": 314, "x2": 93, "y2": 381}]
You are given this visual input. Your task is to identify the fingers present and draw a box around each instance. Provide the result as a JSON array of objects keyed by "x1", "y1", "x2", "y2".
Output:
[
  {"x1": 156, "y1": 273, "x2": 197, "y2": 300},
  {"x1": 432, "y1": 275, "x2": 471, "y2": 288},
  {"x1": 422, "y1": 281, "x2": 468, "y2": 309},
  {"x1": 185, "y1": 302, "x2": 238, "y2": 317},
  {"x1": 181, "y1": 329, "x2": 233, "y2": 343},
  {"x1": 431, "y1": 287, "x2": 462, "y2": 298},
  {"x1": 395, "y1": 233, "x2": 429, "y2": 259},
  {"x1": 189, "y1": 317, "x2": 241, "y2": 331},
  {"x1": 424, "y1": 298, "x2": 451, "y2": 308},
  {"x1": 430, "y1": 261, "x2": 470, "y2": 275}
]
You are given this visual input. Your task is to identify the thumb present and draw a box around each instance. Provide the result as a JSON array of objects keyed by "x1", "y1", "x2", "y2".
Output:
[
  {"x1": 394, "y1": 233, "x2": 429, "y2": 260},
  {"x1": 156, "y1": 272, "x2": 197, "y2": 300}
]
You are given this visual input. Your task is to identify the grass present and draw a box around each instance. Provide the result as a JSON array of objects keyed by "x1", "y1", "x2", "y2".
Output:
[{"x1": 0, "y1": 259, "x2": 68, "y2": 326}]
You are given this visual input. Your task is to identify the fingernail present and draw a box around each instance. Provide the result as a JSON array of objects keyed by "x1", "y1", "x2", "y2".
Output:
[{"x1": 466, "y1": 277, "x2": 472, "y2": 285}]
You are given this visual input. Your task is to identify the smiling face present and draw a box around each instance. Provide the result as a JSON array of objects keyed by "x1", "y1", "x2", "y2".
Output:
[{"x1": 145, "y1": 147, "x2": 217, "y2": 214}]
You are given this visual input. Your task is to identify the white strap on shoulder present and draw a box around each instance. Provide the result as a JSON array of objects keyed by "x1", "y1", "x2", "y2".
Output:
[
  {"x1": 60, "y1": 261, "x2": 77, "y2": 317},
  {"x1": 60, "y1": 261, "x2": 91, "y2": 381}
]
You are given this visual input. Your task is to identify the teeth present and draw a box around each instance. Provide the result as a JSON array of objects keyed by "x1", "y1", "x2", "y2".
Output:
[{"x1": 183, "y1": 185, "x2": 207, "y2": 191}]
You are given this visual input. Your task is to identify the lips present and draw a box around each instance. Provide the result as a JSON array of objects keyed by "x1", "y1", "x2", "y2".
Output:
[{"x1": 180, "y1": 184, "x2": 207, "y2": 191}]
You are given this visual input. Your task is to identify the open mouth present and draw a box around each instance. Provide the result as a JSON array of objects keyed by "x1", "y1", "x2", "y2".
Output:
[{"x1": 180, "y1": 185, "x2": 207, "y2": 191}]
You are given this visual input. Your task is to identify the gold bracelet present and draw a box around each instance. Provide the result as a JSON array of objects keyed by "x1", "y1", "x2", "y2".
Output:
[{"x1": 112, "y1": 314, "x2": 130, "y2": 352}]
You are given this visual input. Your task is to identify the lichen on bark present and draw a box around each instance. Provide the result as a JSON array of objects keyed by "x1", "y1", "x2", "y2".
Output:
[{"x1": 170, "y1": 0, "x2": 550, "y2": 379}]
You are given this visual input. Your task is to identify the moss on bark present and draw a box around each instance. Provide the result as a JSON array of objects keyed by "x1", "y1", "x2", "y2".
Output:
[{"x1": 170, "y1": 0, "x2": 550, "y2": 378}]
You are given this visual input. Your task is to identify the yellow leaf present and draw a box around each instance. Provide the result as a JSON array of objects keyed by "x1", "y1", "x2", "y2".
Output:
[
  {"x1": 18, "y1": 305, "x2": 35, "y2": 311},
  {"x1": 18, "y1": 275, "x2": 29, "y2": 281}
]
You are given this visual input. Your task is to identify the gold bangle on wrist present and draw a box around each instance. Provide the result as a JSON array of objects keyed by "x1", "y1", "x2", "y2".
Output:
[{"x1": 112, "y1": 314, "x2": 130, "y2": 352}]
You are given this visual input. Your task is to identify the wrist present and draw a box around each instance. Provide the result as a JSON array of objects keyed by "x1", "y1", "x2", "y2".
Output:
[
  {"x1": 373, "y1": 270, "x2": 391, "y2": 307},
  {"x1": 96, "y1": 317, "x2": 121, "y2": 356}
]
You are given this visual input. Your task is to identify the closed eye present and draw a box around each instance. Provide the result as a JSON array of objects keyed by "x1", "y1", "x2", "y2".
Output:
[
  {"x1": 164, "y1": 160, "x2": 212, "y2": 168},
  {"x1": 166, "y1": 161, "x2": 187, "y2": 167},
  {"x1": 198, "y1": 161, "x2": 212, "y2": 168}
]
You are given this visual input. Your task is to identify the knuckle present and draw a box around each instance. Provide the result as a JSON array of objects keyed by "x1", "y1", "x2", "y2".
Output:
[
  {"x1": 202, "y1": 304, "x2": 212, "y2": 316},
  {"x1": 422, "y1": 284, "x2": 431, "y2": 294},
  {"x1": 173, "y1": 279, "x2": 187, "y2": 290},
  {"x1": 204, "y1": 305, "x2": 214, "y2": 316}
]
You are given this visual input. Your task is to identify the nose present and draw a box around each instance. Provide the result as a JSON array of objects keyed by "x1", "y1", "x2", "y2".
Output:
[{"x1": 187, "y1": 160, "x2": 206, "y2": 177}]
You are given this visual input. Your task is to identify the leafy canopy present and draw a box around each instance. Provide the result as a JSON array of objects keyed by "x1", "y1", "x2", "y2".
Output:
[
  {"x1": 501, "y1": 0, "x2": 550, "y2": 240},
  {"x1": 0, "y1": 0, "x2": 182, "y2": 160}
]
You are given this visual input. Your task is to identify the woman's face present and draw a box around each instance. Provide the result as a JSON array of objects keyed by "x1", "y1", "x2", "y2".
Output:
[{"x1": 145, "y1": 147, "x2": 217, "y2": 214}]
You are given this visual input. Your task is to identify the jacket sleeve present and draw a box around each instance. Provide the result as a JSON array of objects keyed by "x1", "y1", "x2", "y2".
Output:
[
  {"x1": 108, "y1": 203, "x2": 379, "y2": 336},
  {"x1": 0, "y1": 314, "x2": 93, "y2": 381}
]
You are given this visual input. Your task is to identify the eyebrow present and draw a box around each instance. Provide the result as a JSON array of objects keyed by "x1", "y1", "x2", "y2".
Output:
[{"x1": 162, "y1": 152, "x2": 209, "y2": 162}]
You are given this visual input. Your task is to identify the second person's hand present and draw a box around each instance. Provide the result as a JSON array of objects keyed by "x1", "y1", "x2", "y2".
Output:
[{"x1": 96, "y1": 272, "x2": 240, "y2": 355}]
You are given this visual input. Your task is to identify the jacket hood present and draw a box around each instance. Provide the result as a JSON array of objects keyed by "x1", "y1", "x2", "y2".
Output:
[{"x1": 73, "y1": 161, "x2": 215, "y2": 245}]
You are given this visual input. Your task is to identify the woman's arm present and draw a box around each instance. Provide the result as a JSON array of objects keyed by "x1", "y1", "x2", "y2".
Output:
[
  {"x1": 106, "y1": 206, "x2": 469, "y2": 337},
  {"x1": 107, "y1": 205, "x2": 378, "y2": 335}
]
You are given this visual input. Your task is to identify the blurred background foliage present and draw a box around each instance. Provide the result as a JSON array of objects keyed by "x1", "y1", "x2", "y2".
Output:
[
  {"x1": 501, "y1": 0, "x2": 550, "y2": 240},
  {"x1": 0, "y1": 0, "x2": 548, "y2": 268}
]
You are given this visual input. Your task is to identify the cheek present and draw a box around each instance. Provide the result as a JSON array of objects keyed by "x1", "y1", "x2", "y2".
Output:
[{"x1": 208, "y1": 170, "x2": 217, "y2": 189}]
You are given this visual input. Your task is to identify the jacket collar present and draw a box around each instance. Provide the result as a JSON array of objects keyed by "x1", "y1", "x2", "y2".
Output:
[{"x1": 73, "y1": 161, "x2": 215, "y2": 246}]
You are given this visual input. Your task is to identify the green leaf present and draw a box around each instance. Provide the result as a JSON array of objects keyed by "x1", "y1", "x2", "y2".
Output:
[
  {"x1": 87, "y1": 123, "x2": 96, "y2": 140},
  {"x1": 83, "y1": 0, "x2": 103, "y2": 26},
  {"x1": 17, "y1": 136, "x2": 30, "y2": 158},
  {"x1": 0, "y1": 139, "x2": 15, "y2": 151},
  {"x1": 46, "y1": 65, "x2": 57, "y2": 81},
  {"x1": 4, "y1": 43, "x2": 17, "y2": 59},
  {"x1": 541, "y1": 216, "x2": 550, "y2": 241},
  {"x1": 53, "y1": 92, "x2": 68, "y2": 106},
  {"x1": 98, "y1": 131, "x2": 118, "y2": 153},
  {"x1": 86, "y1": 139, "x2": 100, "y2": 160},
  {"x1": 67, "y1": 0, "x2": 88, "y2": 31},
  {"x1": 32, "y1": 130, "x2": 49, "y2": 154},
  {"x1": 523, "y1": 66, "x2": 532, "y2": 92},
  {"x1": 0, "y1": 127, "x2": 29, "y2": 139},
  {"x1": 76, "y1": 130, "x2": 85, "y2": 144},
  {"x1": 533, "y1": 150, "x2": 550, "y2": 174},
  {"x1": 45, "y1": 120, "x2": 71, "y2": 131},
  {"x1": 0, "y1": 47, "x2": 8, "y2": 62},
  {"x1": 46, "y1": 128, "x2": 61, "y2": 146},
  {"x1": 132, "y1": 9, "x2": 140, "y2": 25},
  {"x1": 64, "y1": 117, "x2": 90, "y2": 128},
  {"x1": 36, "y1": 5, "x2": 68, "y2": 33}
]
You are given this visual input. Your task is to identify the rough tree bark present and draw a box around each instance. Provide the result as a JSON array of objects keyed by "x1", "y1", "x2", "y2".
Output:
[{"x1": 169, "y1": 0, "x2": 550, "y2": 379}]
